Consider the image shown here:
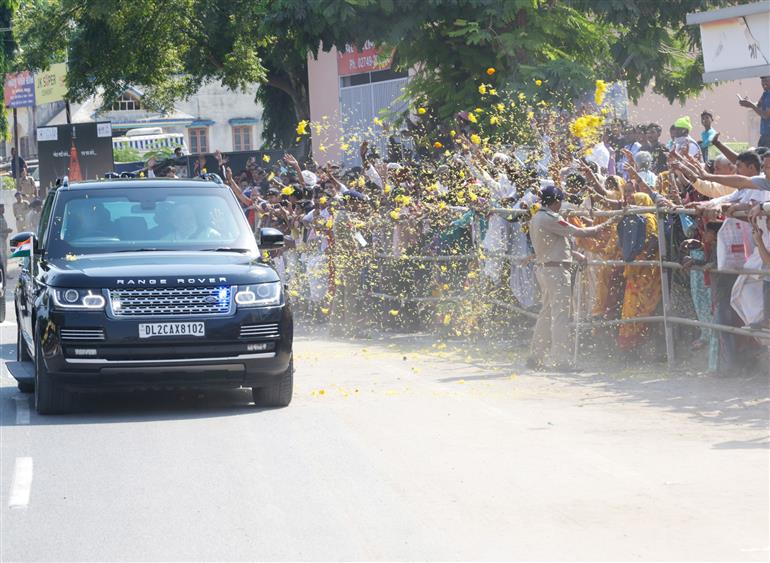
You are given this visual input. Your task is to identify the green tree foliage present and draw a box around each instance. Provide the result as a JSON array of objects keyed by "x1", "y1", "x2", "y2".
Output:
[
  {"x1": 12, "y1": 0, "x2": 737, "y2": 148},
  {"x1": 0, "y1": 0, "x2": 18, "y2": 139}
]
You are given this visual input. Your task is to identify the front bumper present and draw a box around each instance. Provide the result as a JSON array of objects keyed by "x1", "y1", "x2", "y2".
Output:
[{"x1": 39, "y1": 304, "x2": 293, "y2": 390}]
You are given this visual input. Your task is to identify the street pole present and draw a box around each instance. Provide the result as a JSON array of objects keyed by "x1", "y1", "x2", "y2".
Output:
[
  {"x1": 65, "y1": 100, "x2": 71, "y2": 124},
  {"x1": 13, "y1": 107, "x2": 19, "y2": 188},
  {"x1": 656, "y1": 209, "x2": 675, "y2": 371}
]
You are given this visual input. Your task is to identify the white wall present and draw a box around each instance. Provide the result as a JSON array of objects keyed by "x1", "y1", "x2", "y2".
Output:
[{"x1": 174, "y1": 81, "x2": 265, "y2": 152}]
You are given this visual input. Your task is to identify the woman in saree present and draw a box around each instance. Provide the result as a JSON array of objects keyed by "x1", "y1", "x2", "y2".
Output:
[
  {"x1": 577, "y1": 166, "x2": 627, "y2": 321},
  {"x1": 617, "y1": 191, "x2": 662, "y2": 351}
]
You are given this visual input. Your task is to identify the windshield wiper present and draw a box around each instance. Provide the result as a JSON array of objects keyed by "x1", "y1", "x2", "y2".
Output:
[
  {"x1": 111, "y1": 248, "x2": 179, "y2": 253},
  {"x1": 200, "y1": 247, "x2": 252, "y2": 253}
]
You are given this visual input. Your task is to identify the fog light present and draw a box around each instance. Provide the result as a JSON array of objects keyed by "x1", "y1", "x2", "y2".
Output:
[
  {"x1": 73, "y1": 348, "x2": 97, "y2": 356},
  {"x1": 63, "y1": 289, "x2": 80, "y2": 303},
  {"x1": 247, "y1": 343, "x2": 270, "y2": 352}
]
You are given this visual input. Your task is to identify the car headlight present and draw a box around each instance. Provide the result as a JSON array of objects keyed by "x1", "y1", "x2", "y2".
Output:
[
  {"x1": 52, "y1": 288, "x2": 106, "y2": 310},
  {"x1": 235, "y1": 282, "x2": 282, "y2": 307}
]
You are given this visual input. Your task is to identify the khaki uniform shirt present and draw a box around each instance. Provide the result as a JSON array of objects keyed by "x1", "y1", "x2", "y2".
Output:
[
  {"x1": 18, "y1": 177, "x2": 37, "y2": 200},
  {"x1": 529, "y1": 208, "x2": 581, "y2": 264}
]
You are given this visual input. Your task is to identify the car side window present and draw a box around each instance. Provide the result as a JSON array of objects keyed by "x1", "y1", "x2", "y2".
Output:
[{"x1": 37, "y1": 192, "x2": 57, "y2": 250}]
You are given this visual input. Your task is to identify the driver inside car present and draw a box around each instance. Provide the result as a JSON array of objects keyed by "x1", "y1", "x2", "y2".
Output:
[{"x1": 64, "y1": 201, "x2": 113, "y2": 240}]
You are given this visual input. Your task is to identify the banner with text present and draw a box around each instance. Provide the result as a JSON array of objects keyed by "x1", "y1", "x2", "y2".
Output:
[
  {"x1": 36, "y1": 122, "x2": 114, "y2": 191},
  {"x1": 4, "y1": 71, "x2": 36, "y2": 108},
  {"x1": 34, "y1": 63, "x2": 68, "y2": 105}
]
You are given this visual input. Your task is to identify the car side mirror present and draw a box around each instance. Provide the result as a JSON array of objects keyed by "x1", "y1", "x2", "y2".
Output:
[
  {"x1": 259, "y1": 228, "x2": 284, "y2": 251},
  {"x1": 9, "y1": 231, "x2": 37, "y2": 254}
]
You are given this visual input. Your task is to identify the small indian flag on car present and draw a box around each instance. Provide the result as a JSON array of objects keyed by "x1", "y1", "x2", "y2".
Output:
[{"x1": 11, "y1": 237, "x2": 33, "y2": 258}]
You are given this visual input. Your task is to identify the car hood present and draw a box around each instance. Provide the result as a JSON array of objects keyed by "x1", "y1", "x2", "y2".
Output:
[{"x1": 42, "y1": 252, "x2": 278, "y2": 288}]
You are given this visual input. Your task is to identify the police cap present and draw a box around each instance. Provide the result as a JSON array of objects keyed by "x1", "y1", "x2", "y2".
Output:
[{"x1": 540, "y1": 185, "x2": 564, "y2": 205}]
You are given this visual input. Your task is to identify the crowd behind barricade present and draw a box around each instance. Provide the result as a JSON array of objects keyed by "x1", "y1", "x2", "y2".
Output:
[
  {"x1": 206, "y1": 83, "x2": 770, "y2": 375},
  {"x1": 2, "y1": 78, "x2": 769, "y2": 375}
]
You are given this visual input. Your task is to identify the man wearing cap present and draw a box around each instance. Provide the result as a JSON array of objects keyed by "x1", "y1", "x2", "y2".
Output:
[
  {"x1": 527, "y1": 185, "x2": 617, "y2": 371},
  {"x1": 671, "y1": 117, "x2": 701, "y2": 159}
]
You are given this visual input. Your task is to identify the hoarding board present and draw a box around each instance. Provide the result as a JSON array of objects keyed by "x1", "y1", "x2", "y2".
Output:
[{"x1": 36, "y1": 122, "x2": 114, "y2": 192}]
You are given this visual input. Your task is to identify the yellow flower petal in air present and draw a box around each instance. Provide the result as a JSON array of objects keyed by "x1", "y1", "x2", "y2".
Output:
[
  {"x1": 450, "y1": 129, "x2": 456, "y2": 137},
  {"x1": 320, "y1": 307, "x2": 329, "y2": 315},
  {"x1": 489, "y1": 88, "x2": 497, "y2": 96},
  {"x1": 535, "y1": 79, "x2": 542, "y2": 87},
  {"x1": 262, "y1": 154, "x2": 271, "y2": 163},
  {"x1": 296, "y1": 120, "x2": 309, "y2": 135},
  {"x1": 389, "y1": 310, "x2": 399, "y2": 316},
  {"x1": 470, "y1": 134, "x2": 481, "y2": 145},
  {"x1": 486, "y1": 67, "x2": 496, "y2": 75},
  {"x1": 434, "y1": 141, "x2": 443, "y2": 149},
  {"x1": 478, "y1": 84, "x2": 487, "y2": 95},
  {"x1": 467, "y1": 113, "x2": 477, "y2": 123},
  {"x1": 417, "y1": 107, "x2": 427, "y2": 115},
  {"x1": 281, "y1": 187, "x2": 294, "y2": 196}
]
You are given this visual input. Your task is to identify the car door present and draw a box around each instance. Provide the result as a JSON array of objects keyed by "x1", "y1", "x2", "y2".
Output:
[{"x1": 19, "y1": 192, "x2": 56, "y2": 347}]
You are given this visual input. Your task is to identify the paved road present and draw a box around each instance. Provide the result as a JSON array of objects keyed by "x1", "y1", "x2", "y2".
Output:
[{"x1": 1, "y1": 301, "x2": 769, "y2": 561}]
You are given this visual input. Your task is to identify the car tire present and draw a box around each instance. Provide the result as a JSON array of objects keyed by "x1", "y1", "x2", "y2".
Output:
[
  {"x1": 34, "y1": 337, "x2": 73, "y2": 415},
  {"x1": 17, "y1": 322, "x2": 31, "y2": 362},
  {"x1": 252, "y1": 359, "x2": 293, "y2": 408}
]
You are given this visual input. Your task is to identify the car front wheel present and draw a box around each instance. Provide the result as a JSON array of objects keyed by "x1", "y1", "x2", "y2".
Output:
[
  {"x1": 34, "y1": 336, "x2": 74, "y2": 415},
  {"x1": 252, "y1": 359, "x2": 293, "y2": 408}
]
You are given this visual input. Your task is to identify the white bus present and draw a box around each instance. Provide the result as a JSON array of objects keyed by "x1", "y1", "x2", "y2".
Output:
[{"x1": 112, "y1": 128, "x2": 187, "y2": 158}]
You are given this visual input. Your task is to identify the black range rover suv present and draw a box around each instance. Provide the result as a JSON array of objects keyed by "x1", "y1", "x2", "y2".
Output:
[{"x1": 11, "y1": 177, "x2": 293, "y2": 414}]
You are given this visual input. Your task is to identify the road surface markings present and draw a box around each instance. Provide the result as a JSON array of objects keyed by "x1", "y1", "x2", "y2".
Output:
[
  {"x1": 9, "y1": 457, "x2": 33, "y2": 509},
  {"x1": 14, "y1": 396, "x2": 30, "y2": 425}
]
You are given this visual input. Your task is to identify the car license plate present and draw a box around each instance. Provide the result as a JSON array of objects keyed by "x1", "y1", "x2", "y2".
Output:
[{"x1": 138, "y1": 322, "x2": 205, "y2": 338}]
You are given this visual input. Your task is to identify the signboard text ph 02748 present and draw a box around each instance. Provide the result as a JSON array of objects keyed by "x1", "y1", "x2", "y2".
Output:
[{"x1": 337, "y1": 41, "x2": 392, "y2": 77}]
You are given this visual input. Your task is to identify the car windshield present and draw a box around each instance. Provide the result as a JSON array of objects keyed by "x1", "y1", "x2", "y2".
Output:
[{"x1": 45, "y1": 187, "x2": 258, "y2": 259}]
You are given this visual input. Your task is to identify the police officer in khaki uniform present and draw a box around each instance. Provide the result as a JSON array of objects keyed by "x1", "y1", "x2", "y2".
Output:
[{"x1": 527, "y1": 185, "x2": 616, "y2": 371}]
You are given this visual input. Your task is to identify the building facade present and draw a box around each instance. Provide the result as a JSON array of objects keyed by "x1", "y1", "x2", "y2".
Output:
[
  {"x1": 3, "y1": 81, "x2": 265, "y2": 161},
  {"x1": 307, "y1": 43, "x2": 410, "y2": 166}
]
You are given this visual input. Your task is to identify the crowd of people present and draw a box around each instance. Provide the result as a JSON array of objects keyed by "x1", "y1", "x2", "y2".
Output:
[
  {"x1": 205, "y1": 76, "x2": 770, "y2": 375},
  {"x1": 2, "y1": 76, "x2": 768, "y2": 375}
]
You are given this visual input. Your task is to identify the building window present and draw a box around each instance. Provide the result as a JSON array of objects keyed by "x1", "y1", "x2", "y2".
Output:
[
  {"x1": 232, "y1": 126, "x2": 252, "y2": 152},
  {"x1": 189, "y1": 128, "x2": 209, "y2": 154},
  {"x1": 112, "y1": 93, "x2": 142, "y2": 111}
]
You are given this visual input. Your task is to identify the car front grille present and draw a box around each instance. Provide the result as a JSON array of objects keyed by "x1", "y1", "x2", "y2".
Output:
[
  {"x1": 60, "y1": 328, "x2": 106, "y2": 341},
  {"x1": 239, "y1": 323, "x2": 280, "y2": 339},
  {"x1": 108, "y1": 287, "x2": 233, "y2": 317}
]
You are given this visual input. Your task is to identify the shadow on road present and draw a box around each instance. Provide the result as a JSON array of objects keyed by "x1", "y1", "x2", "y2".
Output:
[
  {"x1": 300, "y1": 327, "x2": 770, "y2": 432},
  {"x1": 0, "y1": 383, "x2": 268, "y2": 426}
]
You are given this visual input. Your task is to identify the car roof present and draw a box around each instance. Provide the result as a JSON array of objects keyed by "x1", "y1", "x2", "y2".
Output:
[{"x1": 65, "y1": 178, "x2": 223, "y2": 191}]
